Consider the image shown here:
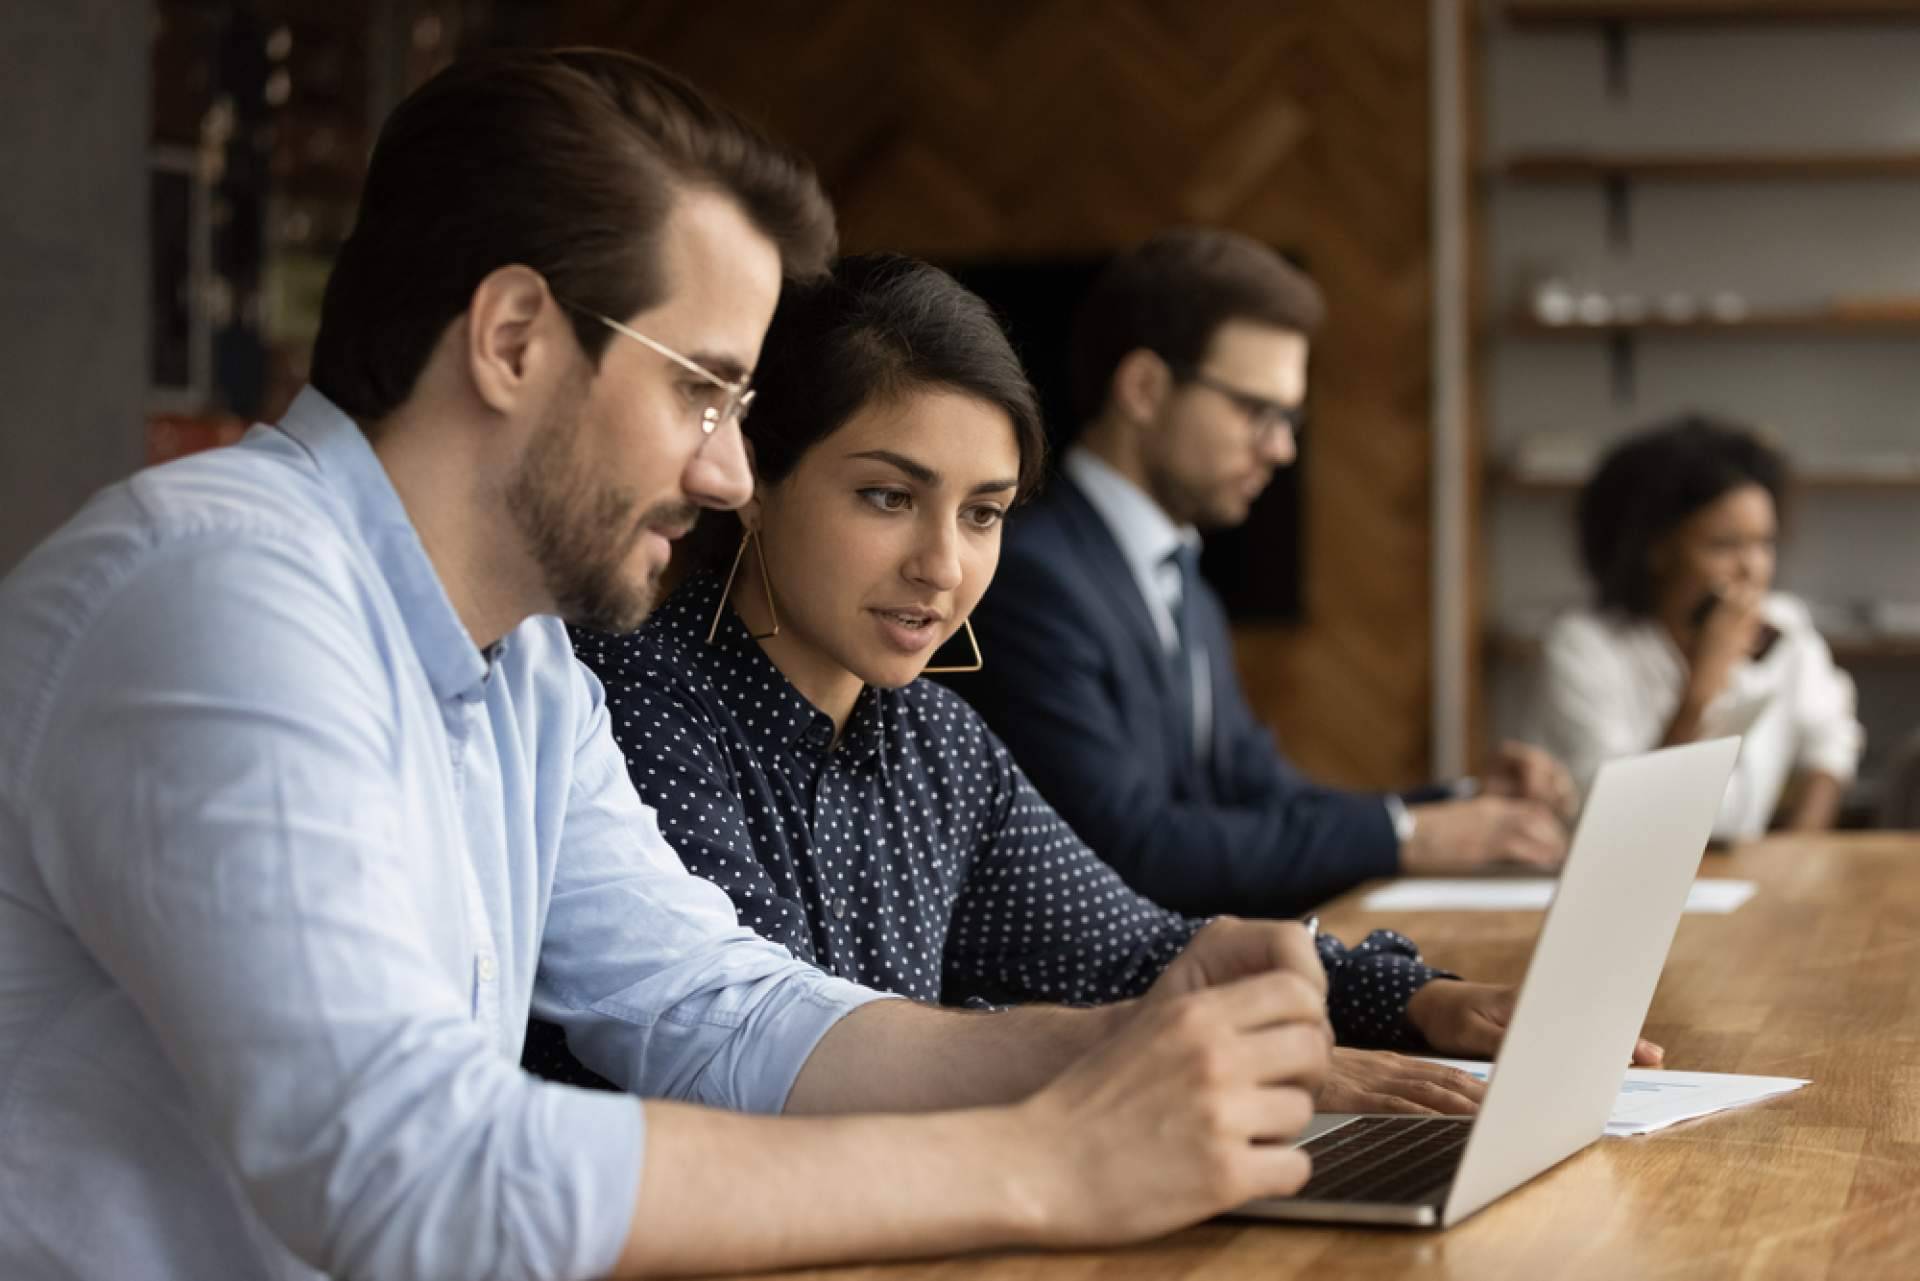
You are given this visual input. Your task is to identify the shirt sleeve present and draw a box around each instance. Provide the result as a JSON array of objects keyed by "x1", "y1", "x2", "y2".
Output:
[
  {"x1": 1317, "y1": 930, "x2": 1457, "y2": 1050},
  {"x1": 28, "y1": 535, "x2": 645, "y2": 1281},
  {"x1": 1789, "y1": 625, "x2": 1865, "y2": 784},
  {"x1": 942, "y1": 738, "x2": 1203, "y2": 1006},
  {"x1": 530, "y1": 658, "x2": 892, "y2": 1110},
  {"x1": 1533, "y1": 613, "x2": 1647, "y2": 798},
  {"x1": 575, "y1": 659, "x2": 820, "y2": 964}
]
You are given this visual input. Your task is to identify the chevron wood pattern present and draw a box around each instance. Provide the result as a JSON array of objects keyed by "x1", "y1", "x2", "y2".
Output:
[{"x1": 510, "y1": 0, "x2": 1437, "y2": 788}]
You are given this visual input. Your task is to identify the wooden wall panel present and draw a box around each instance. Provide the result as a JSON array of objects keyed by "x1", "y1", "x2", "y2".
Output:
[{"x1": 513, "y1": 0, "x2": 1436, "y2": 789}]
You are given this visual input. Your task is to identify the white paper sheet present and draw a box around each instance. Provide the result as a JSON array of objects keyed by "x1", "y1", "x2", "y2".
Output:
[
  {"x1": 1417, "y1": 1057, "x2": 1809, "y2": 1137},
  {"x1": 1359, "y1": 878, "x2": 1756, "y2": 915}
]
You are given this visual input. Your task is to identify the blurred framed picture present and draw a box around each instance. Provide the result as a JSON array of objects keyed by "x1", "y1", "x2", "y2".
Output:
[{"x1": 149, "y1": 144, "x2": 211, "y2": 413}]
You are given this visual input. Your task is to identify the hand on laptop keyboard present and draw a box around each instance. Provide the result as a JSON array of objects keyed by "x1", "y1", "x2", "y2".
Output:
[
  {"x1": 1317, "y1": 1047, "x2": 1484, "y2": 1115},
  {"x1": 1016, "y1": 968, "x2": 1331, "y2": 1244},
  {"x1": 1408, "y1": 980, "x2": 1665, "y2": 1065}
]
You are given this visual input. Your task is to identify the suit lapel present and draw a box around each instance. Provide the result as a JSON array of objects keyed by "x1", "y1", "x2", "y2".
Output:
[{"x1": 1049, "y1": 476, "x2": 1196, "y2": 761}]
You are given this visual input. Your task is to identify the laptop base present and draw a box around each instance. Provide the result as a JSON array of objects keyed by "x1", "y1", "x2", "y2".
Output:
[{"x1": 1230, "y1": 1113, "x2": 1468, "y2": 1227}]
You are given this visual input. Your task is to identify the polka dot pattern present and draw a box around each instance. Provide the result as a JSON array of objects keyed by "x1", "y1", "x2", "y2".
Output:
[
  {"x1": 521, "y1": 575, "x2": 1451, "y2": 1088},
  {"x1": 583, "y1": 575, "x2": 1201, "y2": 1005}
]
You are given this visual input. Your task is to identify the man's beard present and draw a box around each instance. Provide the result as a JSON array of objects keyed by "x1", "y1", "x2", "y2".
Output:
[
  {"x1": 1151, "y1": 468, "x2": 1236, "y2": 533},
  {"x1": 505, "y1": 380, "x2": 698, "y2": 635}
]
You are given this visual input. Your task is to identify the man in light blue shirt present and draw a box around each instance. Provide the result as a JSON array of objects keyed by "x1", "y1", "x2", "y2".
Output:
[{"x1": 0, "y1": 50, "x2": 1334, "y2": 1280}]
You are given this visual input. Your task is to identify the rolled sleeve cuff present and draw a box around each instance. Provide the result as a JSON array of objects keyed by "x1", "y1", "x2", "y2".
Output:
[
  {"x1": 719, "y1": 974, "x2": 903, "y2": 1114},
  {"x1": 1320, "y1": 929, "x2": 1458, "y2": 1050},
  {"x1": 553, "y1": 978, "x2": 897, "y2": 1278},
  {"x1": 1799, "y1": 729, "x2": 1864, "y2": 786}
]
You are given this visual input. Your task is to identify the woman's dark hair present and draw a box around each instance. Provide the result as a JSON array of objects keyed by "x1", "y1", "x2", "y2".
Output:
[
  {"x1": 1068, "y1": 226, "x2": 1325, "y2": 424},
  {"x1": 741, "y1": 252, "x2": 1045, "y2": 499},
  {"x1": 310, "y1": 47, "x2": 836, "y2": 424},
  {"x1": 1577, "y1": 414, "x2": 1789, "y2": 616}
]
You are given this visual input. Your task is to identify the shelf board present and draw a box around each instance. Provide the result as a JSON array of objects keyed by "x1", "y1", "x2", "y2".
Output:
[
  {"x1": 1490, "y1": 628, "x2": 1920, "y2": 664},
  {"x1": 1839, "y1": 637, "x2": 1920, "y2": 662},
  {"x1": 1498, "y1": 152, "x2": 1920, "y2": 181},
  {"x1": 1494, "y1": 467, "x2": 1920, "y2": 493},
  {"x1": 1503, "y1": 1, "x2": 1920, "y2": 26},
  {"x1": 1506, "y1": 306, "x2": 1920, "y2": 336}
]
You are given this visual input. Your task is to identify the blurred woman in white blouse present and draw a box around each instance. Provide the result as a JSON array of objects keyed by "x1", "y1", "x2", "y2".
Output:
[{"x1": 1532, "y1": 415, "x2": 1864, "y2": 841}]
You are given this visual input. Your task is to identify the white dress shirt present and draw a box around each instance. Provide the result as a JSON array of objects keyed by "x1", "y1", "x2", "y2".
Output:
[
  {"x1": 0, "y1": 387, "x2": 886, "y2": 1281},
  {"x1": 1530, "y1": 592, "x2": 1864, "y2": 840}
]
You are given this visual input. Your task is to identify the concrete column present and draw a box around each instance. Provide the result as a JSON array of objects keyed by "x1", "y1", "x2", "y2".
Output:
[{"x1": 0, "y1": 1, "x2": 149, "y2": 572}]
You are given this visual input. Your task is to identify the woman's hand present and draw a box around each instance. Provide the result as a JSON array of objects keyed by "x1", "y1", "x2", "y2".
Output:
[
  {"x1": 1405, "y1": 979, "x2": 1664, "y2": 1066},
  {"x1": 1687, "y1": 582, "x2": 1767, "y2": 710},
  {"x1": 1316, "y1": 1047, "x2": 1485, "y2": 1116}
]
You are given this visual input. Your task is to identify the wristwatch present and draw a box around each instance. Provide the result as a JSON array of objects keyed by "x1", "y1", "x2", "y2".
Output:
[{"x1": 1384, "y1": 794, "x2": 1418, "y2": 848}]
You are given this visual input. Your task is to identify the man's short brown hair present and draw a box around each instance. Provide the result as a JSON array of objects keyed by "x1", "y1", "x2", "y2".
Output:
[
  {"x1": 311, "y1": 48, "x2": 837, "y2": 424},
  {"x1": 1068, "y1": 227, "x2": 1324, "y2": 423}
]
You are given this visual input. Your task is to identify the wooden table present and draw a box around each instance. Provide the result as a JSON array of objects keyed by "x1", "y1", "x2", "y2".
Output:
[{"x1": 748, "y1": 834, "x2": 1920, "y2": 1280}]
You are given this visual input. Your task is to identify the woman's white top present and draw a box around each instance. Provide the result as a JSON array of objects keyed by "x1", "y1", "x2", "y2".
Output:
[{"x1": 1531, "y1": 593, "x2": 1864, "y2": 840}]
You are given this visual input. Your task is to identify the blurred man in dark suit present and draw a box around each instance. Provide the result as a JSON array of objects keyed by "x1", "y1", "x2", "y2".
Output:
[{"x1": 952, "y1": 228, "x2": 1576, "y2": 917}]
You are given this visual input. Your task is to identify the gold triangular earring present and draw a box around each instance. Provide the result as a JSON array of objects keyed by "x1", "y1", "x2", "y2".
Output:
[
  {"x1": 708, "y1": 528, "x2": 781, "y2": 643},
  {"x1": 923, "y1": 618, "x2": 983, "y2": 674}
]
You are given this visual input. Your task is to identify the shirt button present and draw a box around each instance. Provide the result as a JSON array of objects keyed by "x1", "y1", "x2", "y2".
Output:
[
  {"x1": 832, "y1": 898, "x2": 848, "y2": 920},
  {"x1": 477, "y1": 954, "x2": 497, "y2": 983}
]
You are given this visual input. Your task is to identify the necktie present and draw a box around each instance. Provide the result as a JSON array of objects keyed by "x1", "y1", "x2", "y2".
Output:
[{"x1": 1166, "y1": 544, "x2": 1212, "y2": 769}]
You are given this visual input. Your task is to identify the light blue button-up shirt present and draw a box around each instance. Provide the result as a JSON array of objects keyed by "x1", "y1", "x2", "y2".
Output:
[{"x1": 0, "y1": 387, "x2": 886, "y2": 1281}]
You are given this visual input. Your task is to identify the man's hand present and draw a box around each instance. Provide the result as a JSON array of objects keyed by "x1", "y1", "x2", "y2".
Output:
[
  {"x1": 1016, "y1": 968, "x2": 1333, "y2": 1245},
  {"x1": 1406, "y1": 980, "x2": 1664, "y2": 1066},
  {"x1": 1480, "y1": 741, "x2": 1578, "y2": 822},
  {"x1": 1318, "y1": 1047, "x2": 1484, "y2": 1116},
  {"x1": 1402, "y1": 795, "x2": 1568, "y2": 874},
  {"x1": 1149, "y1": 916, "x2": 1326, "y2": 1003}
]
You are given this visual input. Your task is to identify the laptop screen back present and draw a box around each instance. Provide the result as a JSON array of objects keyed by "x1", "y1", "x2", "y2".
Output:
[{"x1": 1441, "y1": 737, "x2": 1740, "y2": 1225}]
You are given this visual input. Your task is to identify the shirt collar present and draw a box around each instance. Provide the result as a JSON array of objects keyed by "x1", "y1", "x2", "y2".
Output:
[
  {"x1": 276, "y1": 385, "x2": 490, "y2": 704},
  {"x1": 681, "y1": 574, "x2": 890, "y2": 772},
  {"x1": 1062, "y1": 446, "x2": 1202, "y2": 584}
]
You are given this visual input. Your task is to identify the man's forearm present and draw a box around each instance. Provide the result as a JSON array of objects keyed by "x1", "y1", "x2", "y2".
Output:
[
  {"x1": 613, "y1": 956, "x2": 1336, "y2": 1276},
  {"x1": 614, "y1": 1097, "x2": 1048, "y2": 1277},
  {"x1": 784, "y1": 996, "x2": 1130, "y2": 1114}
]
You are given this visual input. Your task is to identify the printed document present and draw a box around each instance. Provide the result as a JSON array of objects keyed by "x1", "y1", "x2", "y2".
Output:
[
  {"x1": 1419, "y1": 1057, "x2": 1808, "y2": 1137},
  {"x1": 1361, "y1": 879, "x2": 1756, "y2": 914}
]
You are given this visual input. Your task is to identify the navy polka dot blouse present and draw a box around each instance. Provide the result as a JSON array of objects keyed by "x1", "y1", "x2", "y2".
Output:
[{"x1": 523, "y1": 574, "x2": 1449, "y2": 1087}]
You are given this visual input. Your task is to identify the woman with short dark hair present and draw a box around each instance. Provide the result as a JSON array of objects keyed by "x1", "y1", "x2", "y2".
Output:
[{"x1": 1532, "y1": 415, "x2": 1863, "y2": 839}]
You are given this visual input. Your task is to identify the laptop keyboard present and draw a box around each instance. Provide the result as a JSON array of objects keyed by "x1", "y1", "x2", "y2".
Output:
[{"x1": 1294, "y1": 1115, "x2": 1473, "y2": 1205}]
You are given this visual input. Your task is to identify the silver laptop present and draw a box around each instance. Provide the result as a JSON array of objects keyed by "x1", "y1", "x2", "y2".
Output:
[{"x1": 1239, "y1": 736, "x2": 1741, "y2": 1229}]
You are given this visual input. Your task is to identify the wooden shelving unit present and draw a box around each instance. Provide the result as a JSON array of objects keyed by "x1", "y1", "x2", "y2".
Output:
[
  {"x1": 1506, "y1": 305, "x2": 1920, "y2": 337},
  {"x1": 1503, "y1": 1, "x2": 1920, "y2": 26},
  {"x1": 1501, "y1": 301, "x2": 1920, "y2": 402},
  {"x1": 1491, "y1": 628, "x2": 1920, "y2": 665},
  {"x1": 1493, "y1": 465, "x2": 1920, "y2": 493},
  {"x1": 1498, "y1": 152, "x2": 1920, "y2": 181},
  {"x1": 1474, "y1": 0, "x2": 1920, "y2": 776}
]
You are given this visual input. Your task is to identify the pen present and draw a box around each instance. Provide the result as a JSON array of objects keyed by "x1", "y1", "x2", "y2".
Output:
[{"x1": 1300, "y1": 914, "x2": 1319, "y2": 940}]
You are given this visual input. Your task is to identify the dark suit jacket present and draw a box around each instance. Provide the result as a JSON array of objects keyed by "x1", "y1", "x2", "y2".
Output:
[{"x1": 948, "y1": 473, "x2": 1403, "y2": 917}]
